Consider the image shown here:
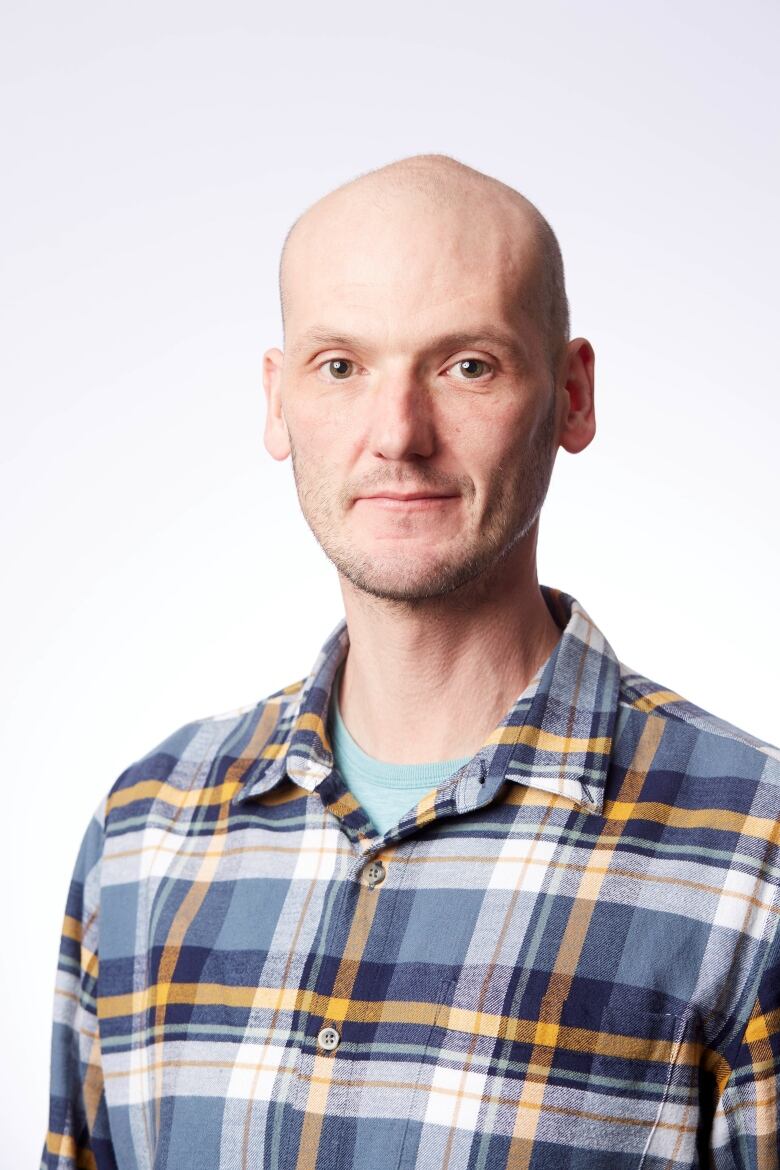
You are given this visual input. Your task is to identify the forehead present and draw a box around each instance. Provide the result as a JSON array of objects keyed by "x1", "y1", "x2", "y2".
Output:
[{"x1": 283, "y1": 193, "x2": 541, "y2": 340}]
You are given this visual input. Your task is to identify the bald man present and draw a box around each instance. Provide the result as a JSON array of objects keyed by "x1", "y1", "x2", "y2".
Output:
[{"x1": 43, "y1": 154, "x2": 779, "y2": 1170}]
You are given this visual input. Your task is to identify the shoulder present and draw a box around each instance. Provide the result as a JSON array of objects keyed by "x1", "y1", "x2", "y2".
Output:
[
  {"x1": 102, "y1": 677, "x2": 308, "y2": 825},
  {"x1": 615, "y1": 659, "x2": 780, "y2": 782}
]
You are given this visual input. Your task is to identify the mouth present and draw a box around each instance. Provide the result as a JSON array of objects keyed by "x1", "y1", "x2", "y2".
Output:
[{"x1": 355, "y1": 493, "x2": 459, "y2": 510}]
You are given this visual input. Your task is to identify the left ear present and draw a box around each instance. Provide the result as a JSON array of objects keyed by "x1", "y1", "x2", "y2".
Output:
[{"x1": 557, "y1": 337, "x2": 596, "y2": 455}]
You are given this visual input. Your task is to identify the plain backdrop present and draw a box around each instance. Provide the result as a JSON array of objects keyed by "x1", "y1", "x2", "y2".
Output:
[{"x1": 2, "y1": 0, "x2": 778, "y2": 1159}]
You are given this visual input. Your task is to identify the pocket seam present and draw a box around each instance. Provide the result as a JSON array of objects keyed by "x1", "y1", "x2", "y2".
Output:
[
  {"x1": 393, "y1": 975, "x2": 457, "y2": 1170},
  {"x1": 637, "y1": 1008, "x2": 692, "y2": 1169}
]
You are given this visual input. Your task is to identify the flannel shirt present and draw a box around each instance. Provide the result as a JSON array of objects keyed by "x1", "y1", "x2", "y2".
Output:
[{"x1": 42, "y1": 584, "x2": 780, "y2": 1169}]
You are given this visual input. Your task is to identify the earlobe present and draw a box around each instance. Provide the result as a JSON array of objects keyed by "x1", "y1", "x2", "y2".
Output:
[{"x1": 264, "y1": 414, "x2": 291, "y2": 462}]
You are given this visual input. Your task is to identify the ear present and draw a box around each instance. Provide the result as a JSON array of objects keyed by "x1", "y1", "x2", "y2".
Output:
[
  {"x1": 557, "y1": 337, "x2": 596, "y2": 455},
  {"x1": 263, "y1": 347, "x2": 291, "y2": 461}
]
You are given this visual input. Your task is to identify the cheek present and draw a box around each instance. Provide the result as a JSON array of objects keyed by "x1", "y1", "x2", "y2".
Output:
[
  {"x1": 287, "y1": 406, "x2": 341, "y2": 459},
  {"x1": 454, "y1": 407, "x2": 518, "y2": 468},
  {"x1": 288, "y1": 426, "x2": 350, "y2": 503}
]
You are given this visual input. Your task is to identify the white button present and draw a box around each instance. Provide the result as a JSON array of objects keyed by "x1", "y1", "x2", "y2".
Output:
[
  {"x1": 366, "y1": 860, "x2": 385, "y2": 888},
  {"x1": 317, "y1": 1025, "x2": 340, "y2": 1051}
]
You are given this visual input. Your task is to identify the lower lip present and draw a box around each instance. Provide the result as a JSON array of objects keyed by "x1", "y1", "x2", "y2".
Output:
[{"x1": 356, "y1": 496, "x2": 458, "y2": 510}]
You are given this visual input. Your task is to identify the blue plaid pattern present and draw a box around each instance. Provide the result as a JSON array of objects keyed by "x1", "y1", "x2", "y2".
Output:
[{"x1": 42, "y1": 584, "x2": 780, "y2": 1168}]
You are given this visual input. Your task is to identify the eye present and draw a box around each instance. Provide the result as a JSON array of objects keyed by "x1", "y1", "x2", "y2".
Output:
[
  {"x1": 449, "y1": 357, "x2": 493, "y2": 381},
  {"x1": 319, "y1": 358, "x2": 355, "y2": 380}
]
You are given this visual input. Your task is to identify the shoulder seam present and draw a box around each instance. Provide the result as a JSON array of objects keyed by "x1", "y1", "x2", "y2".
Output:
[{"x1": 617, "y1": 679, "x2": 780, "y2": 764}]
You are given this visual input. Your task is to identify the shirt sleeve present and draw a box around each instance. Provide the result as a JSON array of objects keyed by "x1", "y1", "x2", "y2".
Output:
[
  {"x1": 40, "y1": 801, "x2": 117, "y2": 1170},
  {"x1": 710, "y1": 919, "x2": 780, "y2": 1168}
]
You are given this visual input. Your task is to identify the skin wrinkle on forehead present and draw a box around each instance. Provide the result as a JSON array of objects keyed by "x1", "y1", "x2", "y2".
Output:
[{"x1": 325, "y1": 271, "x2": 538, "y2": 317}]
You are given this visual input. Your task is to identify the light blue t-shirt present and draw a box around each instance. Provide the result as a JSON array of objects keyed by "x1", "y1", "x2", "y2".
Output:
[{"x1": 327, "y1": 664, "x2": 472, "y2": 836}]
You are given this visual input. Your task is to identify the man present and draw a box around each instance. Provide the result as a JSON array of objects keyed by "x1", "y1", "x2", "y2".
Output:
[{"x1": 43, "y1": 153, "x2": 779, "y2": 1169}]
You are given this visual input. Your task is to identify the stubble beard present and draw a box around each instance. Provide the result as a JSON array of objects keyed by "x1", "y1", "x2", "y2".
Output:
[{"x1": 288, "y1": 394, "x2": 558, "y2": 612}]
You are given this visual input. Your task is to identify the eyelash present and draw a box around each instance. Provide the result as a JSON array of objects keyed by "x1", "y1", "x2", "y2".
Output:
[{"x1": 316, "y1": 357, "x2": 495, "y2": 383}]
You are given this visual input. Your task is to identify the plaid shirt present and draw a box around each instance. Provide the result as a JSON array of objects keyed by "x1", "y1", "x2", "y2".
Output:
[{"x1": 42, "y1": 585, "x2": 780, "y2": 1169}]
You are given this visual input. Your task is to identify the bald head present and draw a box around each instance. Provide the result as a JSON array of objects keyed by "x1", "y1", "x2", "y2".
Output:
[{"x1": 278, "y1": 153, "x2": 570, "y2": 377}]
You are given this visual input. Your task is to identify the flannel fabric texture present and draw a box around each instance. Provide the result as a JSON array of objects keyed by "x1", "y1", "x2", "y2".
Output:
[{"x1": 42, "y1": 585, "x2": 780, "y2": 1168}]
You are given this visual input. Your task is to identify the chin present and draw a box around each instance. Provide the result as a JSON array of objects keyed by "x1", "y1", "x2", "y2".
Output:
[{"x1": 338, "y1": 553, "x2": 492, "y2": 604}]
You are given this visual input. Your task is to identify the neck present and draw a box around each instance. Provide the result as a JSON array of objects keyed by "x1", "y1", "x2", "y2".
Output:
[{"x1": 335, "y1": 535, "x2": 562, "y2": 764}]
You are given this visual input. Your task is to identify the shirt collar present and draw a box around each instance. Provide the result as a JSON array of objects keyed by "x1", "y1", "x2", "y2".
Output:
[{"x1": 233, "y1": 585, "x2": 621, "y2": 816}]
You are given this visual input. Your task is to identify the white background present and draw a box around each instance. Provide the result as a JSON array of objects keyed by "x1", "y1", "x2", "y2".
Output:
[{"x1": 2, "y1": 0, "x2": 778, "y2": 1159}]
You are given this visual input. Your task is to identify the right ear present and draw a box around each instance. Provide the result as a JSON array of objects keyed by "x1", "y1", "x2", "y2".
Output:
[{"x1": 263, "y1": 347, "x2": 291, "y2": 461}]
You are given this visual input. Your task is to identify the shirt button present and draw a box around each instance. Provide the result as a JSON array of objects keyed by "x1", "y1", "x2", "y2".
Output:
[
  {"x1": 317, "y1": 1025, "x2": 340, "y2": 1052},
  {"x1": 366, "y1": 860, "x2": 386, "y2": 889}
]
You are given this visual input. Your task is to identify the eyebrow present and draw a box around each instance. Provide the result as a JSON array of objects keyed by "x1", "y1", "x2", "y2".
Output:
[{"x1": 289, "y1": 327, "x2": 529, "y2": 363}]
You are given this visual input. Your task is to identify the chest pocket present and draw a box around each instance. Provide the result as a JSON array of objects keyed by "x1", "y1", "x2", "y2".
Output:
[
  {"x1": 552, "y1": 997, "x2": 698, "y2": 1167},
  {"x1": 398, "y1": 987, "x2": 698, "y2": 1170}
]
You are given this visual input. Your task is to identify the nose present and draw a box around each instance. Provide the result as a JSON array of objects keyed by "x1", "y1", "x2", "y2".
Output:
[{"x1": 365, "y1": 367, "x2": 436, "y2": 461}]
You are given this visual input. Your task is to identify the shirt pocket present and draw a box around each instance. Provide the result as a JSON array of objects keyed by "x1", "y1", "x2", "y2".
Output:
[
  {"x1": 552, "y1": 996, "x2": 698, "y2": 1168},
  {"x1": 398, "y1": 985, "x2": 698, "y2": 1170}
]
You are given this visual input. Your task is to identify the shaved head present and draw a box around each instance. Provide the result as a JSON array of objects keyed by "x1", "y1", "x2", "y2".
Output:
[
  {"x1": 278, "y1": 153, "x2": 570, "y2": 377},
  {"x1": 263, "y1": 152, "x2": 597, "y2": 612}
]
